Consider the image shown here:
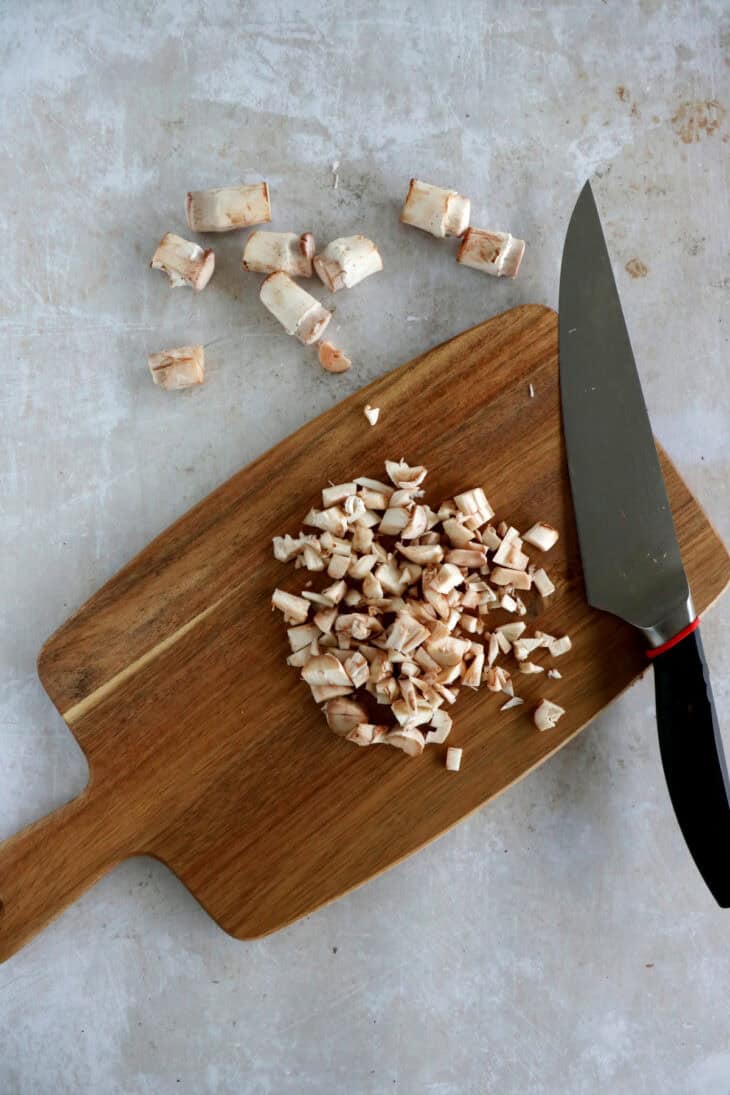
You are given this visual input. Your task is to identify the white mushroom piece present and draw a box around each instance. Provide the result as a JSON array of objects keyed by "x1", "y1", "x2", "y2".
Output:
[
  {"x1": 533, "y1": 699, "x2": 566, "y2": 732},
  {"x1": 456, "y1": 228, "x2": 525, "y2": 279},
  {"x1": 313, "y1": 236, "x2": 383, "y2": 292},
  {"x1": 260, "y1": 271, "x2": 332, "y2": 345},
  {"x1": 186, "y1": 183, "x2": 271, "y2": 232},
  {"x1": 400, "y1": 179, "x2": 471, "y2": 238},
  {"x1": 242, "y1": 231, "x2": 315, "y2": 277},
  {"x1": 445, "y1": 747, "x2": 463, "y2": 772},
  {"x1": 318, "y1": 342, "x2": 351, "y2": 373},
  {"x1": 523, "y1": 522, "x2": 559, "y2": 551},
  {"x1": 150, "y1": 233, "x2": 215, "y2": 291},
  {"x1": 363, "y1": 405, "x2": 380, "y2": 426},
  {"x1": 148, "y1": 345, "x2": 205, "y2": 391}
]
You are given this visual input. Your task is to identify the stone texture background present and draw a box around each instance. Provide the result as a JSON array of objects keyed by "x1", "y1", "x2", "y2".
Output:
[{"x1": 1, "y1": 1, "x2": 728, "y2": 1092}]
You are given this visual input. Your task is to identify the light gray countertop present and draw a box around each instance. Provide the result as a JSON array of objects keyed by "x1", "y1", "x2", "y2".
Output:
[{"x1": 1, "y1": 2, "x2": 729, "y2": 1092}]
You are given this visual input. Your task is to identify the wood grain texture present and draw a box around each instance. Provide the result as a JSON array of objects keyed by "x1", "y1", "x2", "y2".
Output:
[{"x1": 1, "y1": 304, "x2": 728, "y2": 963}]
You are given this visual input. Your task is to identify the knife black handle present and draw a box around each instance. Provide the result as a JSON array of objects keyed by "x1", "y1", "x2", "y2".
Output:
[{"x1": 653, "y1": 625, "x2": 730, "y2": 906}]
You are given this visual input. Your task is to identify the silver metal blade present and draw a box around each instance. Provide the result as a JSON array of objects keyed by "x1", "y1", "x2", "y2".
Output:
[{"x1": 559, "y1": 181, "x2": 692, "y2": 642}]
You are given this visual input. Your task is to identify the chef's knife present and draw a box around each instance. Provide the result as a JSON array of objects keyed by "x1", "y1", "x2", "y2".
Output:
[{"x1": 559, "y1": 180, "x2": 730, "y2": 905}]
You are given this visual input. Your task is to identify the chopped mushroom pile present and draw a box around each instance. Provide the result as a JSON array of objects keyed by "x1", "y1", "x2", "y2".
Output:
[{"x1": 272, "y1": 462, "x2": 570, "y2": 768}]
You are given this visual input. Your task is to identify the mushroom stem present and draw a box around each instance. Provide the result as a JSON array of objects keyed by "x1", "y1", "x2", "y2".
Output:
[
  {"x1": 150, "y1": 233, "x2": 215, "y2": 291},
  {"x1": 457, "y1": 227, "x2": 525, "y2": 279},
  {"x1": 260, "y1": 271, "x2": 332, "y2": 345},
  {"x1": 242, "y1": 231, "x2": 315, "y2": 277},
  {"x1": 186, "y1": 183, "x2": 271, "y2": 232},
  {"x1": 401, "y1": 179, "x2": 471, "y2": 238},
  {"x1": 148, "y1": 346, "x2": 205, "y2": 390},
  {"x1": 314, "y1": 236, "x2": 383, "y2": 292}
]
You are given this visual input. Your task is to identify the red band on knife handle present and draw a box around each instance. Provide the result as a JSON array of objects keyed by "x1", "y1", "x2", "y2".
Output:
[{"x1": 647, "y1": 617, "x2": 700, "y2": 659}]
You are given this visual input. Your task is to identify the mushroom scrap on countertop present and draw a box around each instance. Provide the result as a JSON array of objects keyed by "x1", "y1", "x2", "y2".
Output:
[
  {"x1": 271, "y1": 461, "x2": 571, "y2": 765},
  {"x1": 150, "y1": 233, "x2": 215, "y2": 291},
  {"x1": 186, "y1": 183, "x2": 271, "y2": 232}
]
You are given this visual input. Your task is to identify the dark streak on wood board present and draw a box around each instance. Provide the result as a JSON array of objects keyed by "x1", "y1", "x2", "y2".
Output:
[{"x1": 0, "y1": 305, "x2": 727, "y2": 963}]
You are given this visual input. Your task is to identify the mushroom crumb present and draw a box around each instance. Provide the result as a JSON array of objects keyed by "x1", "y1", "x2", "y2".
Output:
[
  {"x1": 533, "y1": 699, "x2": 566, "y2": 732},
  {"x1": 446, "y1": 747, "x2": 463, "y2": 772},
  {"x1": 271, "y1": 461, "x2": 569, "y2": 761},
  {"x1": 318, "y1": 342, "x2": 352, "y2": 373},
  {"x1": 260, "y1": 272, "x2": 332, "y2": 345},
  {"x1": 364, "y1": 405, "x2": 380, "y2": 426},
  {"x1": 242, "y1": 231, "x2": 315, "y2": 278},
  {"x1": 314, "y1": 235, "x2": 383, "y2": 292}
]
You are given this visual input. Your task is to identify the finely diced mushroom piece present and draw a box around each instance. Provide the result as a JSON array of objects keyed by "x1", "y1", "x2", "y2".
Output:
[
  {"x1": 260, "y1": 271, "x2": 332, "y2": 345},
  {"x1": 352, "y1": 525, "x2": 375, "y2": 554},
  {"x1": 364, "y1": 404, "x2": 380, "y2": 426},
  {"x1": 314, "y1": 606, "x2": 338, "y2": 633},
  {"x1": 512, "y1": 637, "x2": 545, "y2": 660},
  {"x1": 272, "y1": 588, "x2": 310, "y2": 624},
  {"x1": 314, "y1": 235, "x2": 383, "y2": 292},
  {"x1": 487, "y1": 633, "x2": 500, "y2": 667},
  {"x1": 272, "y1": 534, "x2": 314, "y2": 562},
  {"x1": 148, "y1": 345, "x2": 205, "y2": 391},
  {"x1": 446, "y1": 548, "x2": 487, "y2": 567},
  {"x1": 490, "y1": 566, "x2": 532, "y2": 590},
  {"x1": 454, "y1": 488, "x2": 494, "y2": 524},
  {"x1": 445, "y1": 747, "x2": 463, "y2": 772},
  {"x1": 500, "y1": 696, "x2": 525, "y2": 711},
  {"x1": 304, "y1": 506, "x2": 348, "y2": 536},
  {"x1": 401, "y1": 506, "x2": 429, "y2": 540},
  {"x1": 390, "y1": 488, "x2": 424, "y2": 507},
  {"x1": 523, "y1": 522, "x2": 559, "y2": 552},
  {"x1": 347, "y1": 723, "x2": 389, "y2": 747},
  {"x1": 311, "y1": 683, "x2": 354, "y2": 702},
  {"x1": 349, "y1": 553, "x2": 378, "y2": 579},
  {"x1": 386, "y1": 613, "x2": 430, "y2": 653},
  {"x1": 493, "y1": 538, "x2": 529, "y2": 571},
  {"x1": 520, "y1": 661, "x2": 545, "y2": 674},
  {"x1": 485, "y1": 666, "x2": 512, "y2": 693},
  {"x1": 401, "y1": 179, "x2": 471, "y2": 239},
  {"x1": 362, "y1": 572, "x2": 384, "y2": 600},
  {"x1": 547, "y1": 668, "x2": 563, "y2": 680},
  {"x1": 533, "y1": 568, "x2": 556, "y2": 597},
  {"x1": 355, "y1": 476, "x2": 394, "y2": 494},
  {"x1": 385, "y1": 726, "x2": 426, "y2": 756},
  {"x1": 459, "y1": 613, "x2": 479, "y2": 634},
  {"x1": 514, "y1": 596, "x2": 528, "y2": 617},
  {"x1": 357, "y1": 509, "x2": 381, "y2": 528},
  {"x1": 186, "y1": 183, "x2": 271, "y2": 232},
  {"x1": 441, "y1": 518, "x2": 475, "y2": 548},
  {"x1": 151, "y1": 233, "x2": 215, "y2": 291},
  {"x1": 379, "y1": 507, "x2": 410, "y2": 536},
  {"x1": 430, "y1": 564, "x2": 464, "y2": 594},
  {"x1": 322, "y1": 482, "x2": 356, "y2": 507},
  {"x1": 427, "y1": 634, "x2": 470, "y2": 667},
  {"x1": 498, "y1": 593, "x2": 517, "y2": 613},
  {"x1": 533, "y1": 699, "x2": 566, "y2": 732},
  {"x1": 548, "y1": 635, "x2": 572, "y2": 656},
  {"x1": 396, "y1": 542, "x2": 444, "y2": 565},
  {"x1": 327, "y1": 554, "x2": 350, "y2": 580},
  {"x1": 345, "y1": 651, "x2": 369, "y2": 688},
  {"x1": 481, "y1": 525, "x2": 502, "y2": 551},
  {"x1": 302, "y1": 653, "x2": 352, "y2": 687},
  {"x1": 287, "y1": 624, "x2": 321, "y2": 652},
  {"x1": 318, "y1": 341, "x2": 352, "y2": 373},
  {"x1": 462, "y1": 649, "x2": 484, "y2": 688},
  {"x1": 242, "y1": 230, "x2": 314, "y2": 277},
  {"x1": 427, "y1": 709, "x2": 453, "y2": 744},
  {"x1": 323, "y1": 697, "x2": 369, "y2": 736},
  {"x1": 495, "y1": 630, "x2": 511, "y2": 656},
  {"x1": 321, "y1": 579, "x2": 347, "y2": 604},
  {"x1": 287, "y1": 646, "x2": 313, "y2": 667},
  {"x1": 457, "y1": 227, "x2": 525, "y2": 279},
  {"x1": 302, "y1": 590, "x2": 335, "y2": 607},
  {"x1": 358, "y1": 487, "x2": 389, "y2": 510},
  {"x1": 343, "y1": 495, "x2": 366, "y2": 522},
  {"x1": 495, "y1": 622, "x2": 526, "y2": 642},
  {"x1": 384, "y1": 460, "x2": 427, "y2": 489},
  {"x1": 300, "y1": 543, "x2": 325, "y2": 571}
]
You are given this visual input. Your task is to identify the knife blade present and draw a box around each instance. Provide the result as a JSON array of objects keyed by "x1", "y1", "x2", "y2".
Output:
[{"x1": 559, "y1": 180, "x2": 730, "y2": 906}]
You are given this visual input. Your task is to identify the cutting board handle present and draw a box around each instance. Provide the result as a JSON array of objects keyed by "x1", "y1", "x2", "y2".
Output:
[{"x1": 0, "y1": 785, "x2": 123, "y2": 963}]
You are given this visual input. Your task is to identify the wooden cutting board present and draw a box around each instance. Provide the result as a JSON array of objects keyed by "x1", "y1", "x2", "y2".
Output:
[{"x1": 1, "y1": 304, "x2": 728, "y2": 963}]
